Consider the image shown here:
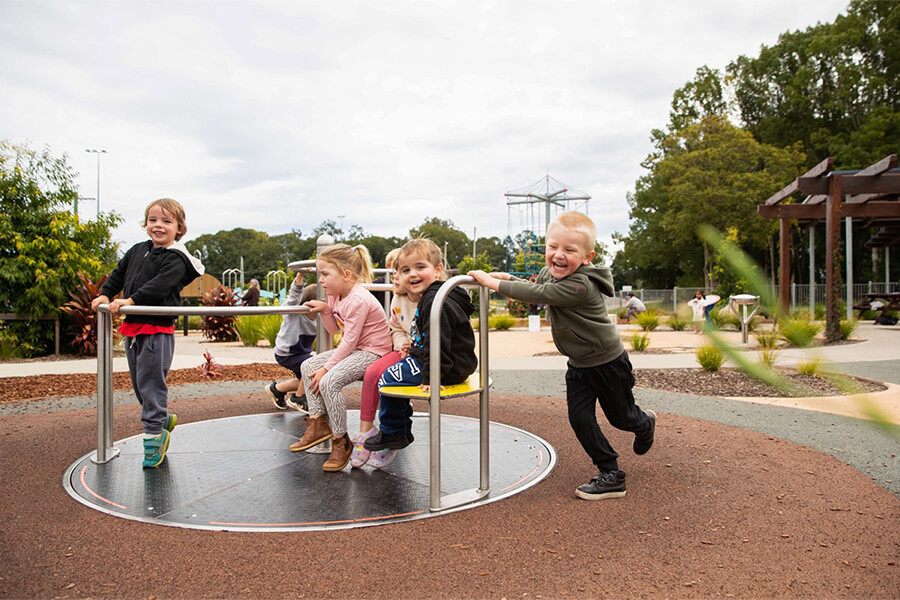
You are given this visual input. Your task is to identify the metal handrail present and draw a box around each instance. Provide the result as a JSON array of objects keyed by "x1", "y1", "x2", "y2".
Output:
[
  {"x1": 427, "y1": 275, "x2": 490, "y2": 511},
  {"x1": 92, "y1": 276, "x2": 490, "y2": 513},
  {"x1": 92, "y1": 304, "x2": 312, "y2": 464}
]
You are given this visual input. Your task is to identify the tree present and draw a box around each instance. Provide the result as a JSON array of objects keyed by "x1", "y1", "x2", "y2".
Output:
[
  {"x1": 0, "y1": 141, "x2": 121, "y2": 355},
  {"x1": 728, "y1": 0, "x2": 900, "y2": 168},
  {"x1": 470, "y1": 236, "x2": 507, "y2": 271},
  {"x1": 614, "y1": 117, "x2": 805, "y2": 289},
  {"x1": 408, "y1": 217, "x2": 470, "y2": 269},
  {"x1": 187, "y1": 228, "x2": 283, "y2": 284}
]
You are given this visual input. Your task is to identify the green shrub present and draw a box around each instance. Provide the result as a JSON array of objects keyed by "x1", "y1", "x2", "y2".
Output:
[
  {"x1": 630, "y1": 333, "x2": 650, "y2": 351},
  {"x1": 778, "y1": 317, "x2": 821, "y2": 347},
  {"x1": 666, "y1": 316, "x2": 687, "y2": 331},
  {"x1": 695, "y1": 345, "x2": 725, "y2": 371},
  {"x1": 635, "y1": 311, "x2": 660, "y2": 332},
  {"x1": 757, "y1": 348, "x2": 778, "y2": 368},
  {"x1": 0, "y1": 329, "x2": 31, "y2": 359},
  {"x1": 711, "y1": 308, "x2": 741, "y2": 331},
  {"x1": 489, "y1": 314, "x2": 517, "y2": 330},
  {"x1": 754, "y1": 330, "x2": 779, "y2": 349},
  {"x1": 813, "y1": 304, "x2": 826, "y2": 320},
  {"x1": 261, "y1": 314, "x2": 282, "y2": 347},
  {"x1": 617, "y1": 307, "x2": 628, "y2": 320},
  {"x1": 234, "y1": 315, "x2": 265, "y2": 346},
  {"x1": 859, "y1": 309, "x2": 878, "y2": 320},
  {"x1": 839, "y1": 319, "x2": 858, "y2": 341},
  {"x1": 797, "y1": 357, "x2": 823, "y2": 376}
]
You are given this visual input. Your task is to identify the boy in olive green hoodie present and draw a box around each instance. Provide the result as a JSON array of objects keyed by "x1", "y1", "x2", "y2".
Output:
[{"x1": 469, "y1": 212, "x2": 656, "y2": 500}]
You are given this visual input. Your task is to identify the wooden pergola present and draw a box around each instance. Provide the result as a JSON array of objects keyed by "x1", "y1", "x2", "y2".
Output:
[{"x1": 758, "y1": 154, "x2": 900, "y2": 342}]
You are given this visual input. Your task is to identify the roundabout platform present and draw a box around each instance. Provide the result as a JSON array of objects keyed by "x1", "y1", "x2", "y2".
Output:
[{"x1": 63, "y1": 410, "x2": 556, "y2": 531}]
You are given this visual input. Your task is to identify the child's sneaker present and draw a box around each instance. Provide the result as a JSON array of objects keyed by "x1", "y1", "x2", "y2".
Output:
[
  {"x1": 164, "y1": 413, "x2": 177, "y2": 433},
  {"x1": 575, "y1": 470, "x2": 626, "y2": 500},
  {"x1": 285, "y1": 393, "x2": 309, "y2": 415},
  {"x1": 367, "y1": 448, "x2": 398, "y2": 469},
  {"x1": 350, "y1": 428, "x2": 378, "y2": 468},
  {"x1": 364, "y1": 430, "x2": 410, "y2": 451},
  {"x1": 633, "y1": 410, "x2": 656, "y2": 455},
  {"x1": 265, "y1": 381, "x2": 288, "y2": 410},
  {"x1": 142, "y1": 430, "x2": 171, "y2": 469}
]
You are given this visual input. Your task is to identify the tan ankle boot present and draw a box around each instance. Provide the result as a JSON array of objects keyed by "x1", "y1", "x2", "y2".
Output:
[
  {"x1": 290, "y1": 416, "x2": 333, "y2": 452},
  {"x1": 323, "y1": 433, "x2": 353, "y2": 472}
]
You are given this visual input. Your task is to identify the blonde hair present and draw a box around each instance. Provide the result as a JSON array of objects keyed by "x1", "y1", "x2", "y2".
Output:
[
  {"x1": 548, "y1": 211, "x2": 596, "y2": 253},
  {"x1": 397, "y1": 238, "x2": 446, "y2": 280},
  {"x1": 142, "y1": 198, "x2": 187, "y2": 240},
  {"x1": 317, "y1": 243, "x2": 374, "y2": 283},
  {"x1": 384, "y1": 248, "x2": 401, "y2": 270}
]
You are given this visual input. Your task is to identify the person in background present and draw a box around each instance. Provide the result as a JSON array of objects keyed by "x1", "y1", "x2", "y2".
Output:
[
  {"x1": 265, "y1": 275, "x2": 317, "y2": 413},
  {"x1": 687, "y1": 290, "x2": 707, "y2": 334},
  {"x1": 241, "y1": 278, "x2": 260, "y2": 306},
  {"x1": 625, "y1": 292, "x2": 646, "y2": 321}
]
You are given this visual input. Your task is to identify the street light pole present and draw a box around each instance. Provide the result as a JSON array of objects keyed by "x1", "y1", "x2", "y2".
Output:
[{"x1": 85, "y1": 148, "x2": 107, "y2": 217}]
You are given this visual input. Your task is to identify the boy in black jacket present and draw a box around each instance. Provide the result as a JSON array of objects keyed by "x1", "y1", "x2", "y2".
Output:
[
  {"x1": 92, "y1": 198, "x2": 204, "y2": 468},
  {"x1": 365, "y1": 238, "x2": 477, "y2": 457}
]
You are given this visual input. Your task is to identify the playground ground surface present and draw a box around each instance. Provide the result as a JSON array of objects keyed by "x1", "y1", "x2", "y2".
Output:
[{"x1": 0, "y1": 323, "x2": 898, "y2": 598}]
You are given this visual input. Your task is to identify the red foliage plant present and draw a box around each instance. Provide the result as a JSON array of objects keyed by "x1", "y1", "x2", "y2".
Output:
[
  {"x1": 200, "y1": 284, "x2": 239, "y2": 342},
  {"x1": 59, "y1": 272, "x2": 120, "y2": 356}
]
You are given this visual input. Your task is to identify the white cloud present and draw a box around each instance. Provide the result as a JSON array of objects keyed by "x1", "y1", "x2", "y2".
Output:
[{"x1": 0, "y1": 0, "x2": 849, "y2": 256}]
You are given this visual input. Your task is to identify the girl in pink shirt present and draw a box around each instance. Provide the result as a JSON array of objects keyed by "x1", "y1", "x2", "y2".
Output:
[{"x1": 290, "y1": 244, "x2": 392, "y2": 472}]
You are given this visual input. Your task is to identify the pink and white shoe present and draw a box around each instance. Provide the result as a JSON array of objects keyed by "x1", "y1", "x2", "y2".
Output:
[
  {"x1": 366, "y1": 448, "x2": 398, "y2": 469},
  {"x1": 350, "y1": 429, "x2": 378, "y2": 468}
]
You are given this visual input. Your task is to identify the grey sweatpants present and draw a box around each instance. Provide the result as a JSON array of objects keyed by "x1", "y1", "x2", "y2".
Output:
[
  {"x1": 300, "y1": 348, "x2": 380, "y2": 436},
  {"x1": 125, "y1": 333, "x2": 175, "y2": 435}
]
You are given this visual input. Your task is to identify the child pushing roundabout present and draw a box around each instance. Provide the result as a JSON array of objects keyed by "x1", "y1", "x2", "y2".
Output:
[{"x1": 469, "y1": 211, "x2": 656, "y2": 500}]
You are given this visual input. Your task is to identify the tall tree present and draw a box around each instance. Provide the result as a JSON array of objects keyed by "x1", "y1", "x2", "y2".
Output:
[
  {"x1": 728, "y1": 0, "x2": 900, "y2": 168},
  {"x1": 0, "y1": 141, "x2": 121, "y2": 355},
  {"x1": 615, "y1": 117, "x2": 805, "y2": 289},
  {"x1": 408, "y1": 217, "x2": 470, "y2": 268}
]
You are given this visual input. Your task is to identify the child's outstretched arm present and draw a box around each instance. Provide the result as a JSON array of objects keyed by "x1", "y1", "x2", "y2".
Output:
[{"x1": 467, "y1": 270, "x2": 508, "y2": 292}]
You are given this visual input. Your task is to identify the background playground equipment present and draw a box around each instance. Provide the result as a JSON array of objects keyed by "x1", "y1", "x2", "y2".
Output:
[{"x1": 505, "y1": 174, "x2": 590, "y2": 277}]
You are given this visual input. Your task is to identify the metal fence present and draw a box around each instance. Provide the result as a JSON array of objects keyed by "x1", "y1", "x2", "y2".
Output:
[{"x1": 613, "y1": 282, "x2": 899, "y2": 314}]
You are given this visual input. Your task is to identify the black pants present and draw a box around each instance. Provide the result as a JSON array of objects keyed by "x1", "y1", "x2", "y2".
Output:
[{"x1": 565, "y1": 351, "x2": 652, "y2": 472}]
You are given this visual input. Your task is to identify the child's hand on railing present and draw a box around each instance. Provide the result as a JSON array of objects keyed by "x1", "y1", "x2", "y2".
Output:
[
  {"x1": 107, "y1": 298, "x2": 134, "y2": 316},
  {"x1": 303, "y1": 300, "x2": 327, "y2": 313}
]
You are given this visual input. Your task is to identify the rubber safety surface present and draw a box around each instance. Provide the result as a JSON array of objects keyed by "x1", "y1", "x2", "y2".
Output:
[{"x1": 63, "y1": 410, "x2": 556, "y2": 531}]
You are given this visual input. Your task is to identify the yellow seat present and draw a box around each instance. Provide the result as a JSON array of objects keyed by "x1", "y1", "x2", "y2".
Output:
[{"x1": 380, "y1": 373, "x2": 489, "y2": 400}]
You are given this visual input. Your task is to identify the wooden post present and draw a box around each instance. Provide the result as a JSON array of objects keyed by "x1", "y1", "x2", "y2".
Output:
[
  {"x1": 779, "y1": 218, "x2": 791, "y2": 314},
  {"x1": 825, "y1": 175, "x2": 843, "y2": 343}
]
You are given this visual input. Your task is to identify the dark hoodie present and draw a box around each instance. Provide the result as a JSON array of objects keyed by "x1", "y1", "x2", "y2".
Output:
[
  {"x1": 498, "y1": 263, "x2": 624, "y2": 368},
  {"x1": 101, "y1": 240, "x2": 205, "y2": 327},
  {"x1": 408, "y1": 280, "x2": 477, "y2": 386}
]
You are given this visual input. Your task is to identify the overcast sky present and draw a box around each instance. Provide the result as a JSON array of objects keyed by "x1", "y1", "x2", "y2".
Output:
[{"x1": 1, "y1": 0, "x2": 849, "y2": 256}]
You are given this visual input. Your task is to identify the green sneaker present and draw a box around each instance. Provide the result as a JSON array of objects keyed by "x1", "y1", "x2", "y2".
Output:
[
  {"x1": 164, "y1": 413, "x2": 178, "y2": 433},
  {"x1": 142, "y1": 429, "x2": 170, "y2": 468}
]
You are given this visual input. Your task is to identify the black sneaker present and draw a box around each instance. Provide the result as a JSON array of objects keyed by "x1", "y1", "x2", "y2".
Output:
[
  {"x1": 364, "y1": 430, "x2": 410, "y2": 451},
  {"x1": 575, "y1": 470, "x2": 627, "y2": 500},
  {"x1": 633, "y1": 410, "x2": 656, "y2": 455},
  {"x1": 285, "y1": 393, "x2": 309, "y2": 415},
  {"x1": 265, "y1": 381, "x2": 288, "y2": 410}
]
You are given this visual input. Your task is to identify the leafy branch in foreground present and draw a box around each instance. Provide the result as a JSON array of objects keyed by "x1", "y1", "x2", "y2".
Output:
[{"x1": 697, "y1": 225, "x2": 897, "y2": 441}]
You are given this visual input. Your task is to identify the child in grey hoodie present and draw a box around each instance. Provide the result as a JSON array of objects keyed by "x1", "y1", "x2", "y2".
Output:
[{"x1": 469, "y1": 211, "x2": 656, "y2": 500}]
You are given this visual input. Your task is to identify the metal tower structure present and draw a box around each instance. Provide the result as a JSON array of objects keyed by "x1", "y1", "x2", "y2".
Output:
[{"x1": 506, "y1": 174, "x2": 591, "y2": 274}]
